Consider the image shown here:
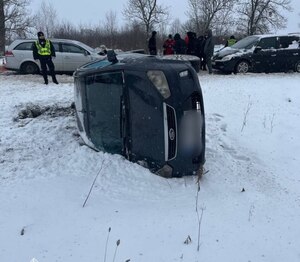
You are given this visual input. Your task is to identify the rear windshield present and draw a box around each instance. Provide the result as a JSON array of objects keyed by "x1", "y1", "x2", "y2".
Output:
[{"x1": 231, "y1": 36, "x2": 260, "y2": 50}]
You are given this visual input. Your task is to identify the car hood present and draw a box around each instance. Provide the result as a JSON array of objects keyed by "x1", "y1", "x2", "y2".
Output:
[{"x1": 214, "y1": 47, "x2": 247, "y2": 59}]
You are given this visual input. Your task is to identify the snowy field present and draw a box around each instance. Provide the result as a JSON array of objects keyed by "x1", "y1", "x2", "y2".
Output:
[{"x1": 0, "y1": 71, "x2": 300, "y2": 262}]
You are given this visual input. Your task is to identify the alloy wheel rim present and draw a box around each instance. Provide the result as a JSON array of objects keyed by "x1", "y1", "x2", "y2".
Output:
[
  {"x1": 297, "y1": 62, "x2": 300, "y2": 73},
  {"x1": 238, "y1": 62, "x2": 249, "y2": 73}
]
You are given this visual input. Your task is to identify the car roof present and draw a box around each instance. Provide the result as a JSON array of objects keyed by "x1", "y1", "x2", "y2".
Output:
[
  {"x1": 8, "y1": 38, "x2": 97, "y2": 52},
  {"x1": 252, "y1": 33, "x2": 300, "y2": 39}
]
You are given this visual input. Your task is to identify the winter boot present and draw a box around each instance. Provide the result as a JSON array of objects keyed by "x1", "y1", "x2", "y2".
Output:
[
  {"x1": 52, "y1": 75, "x2": 59, "y2": 85},
  {"x1": 43, "y1": 75, "x2": 48, "y2": 85}
]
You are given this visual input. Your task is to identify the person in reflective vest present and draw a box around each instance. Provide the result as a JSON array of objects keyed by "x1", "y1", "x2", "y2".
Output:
[
  {"x1": 32, "y1": 31, "x2": 58, "y2": 84},
  {"x1": 225, "y1": 35, "x2": 237, "y2": 47}
]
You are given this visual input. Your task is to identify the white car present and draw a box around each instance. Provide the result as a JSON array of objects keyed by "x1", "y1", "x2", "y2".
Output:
[{"x1": 5, "y1": 39, "x2": 104, "y2": 74}]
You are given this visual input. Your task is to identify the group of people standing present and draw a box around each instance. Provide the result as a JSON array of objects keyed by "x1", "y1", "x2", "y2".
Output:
[{"x1": 148, "y1": 30, "x2": 215, "y2": 74}]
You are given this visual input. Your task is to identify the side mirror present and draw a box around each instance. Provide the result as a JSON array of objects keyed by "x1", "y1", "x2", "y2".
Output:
[
  {"x1": 84, "y1": 50, "x2": 89, "y2": 56},
  {"x1": 254, "y1": 46, "x2": 262, "y2": 53}
]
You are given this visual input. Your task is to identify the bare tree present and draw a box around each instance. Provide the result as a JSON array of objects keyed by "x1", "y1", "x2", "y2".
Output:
[
  {"x1": 104, "y1": 10, "x2": 118, "y2": 48},
  {"x1": 170, "y1": 18, "x2": 183, "y2": 35},
  {"x1": 237, "y1": 0, "x2": 292, "y2": 35},
  {"x1": 186, "y1": 0, "x2": 236, "y2": 35},
  {"x1": 34, "y1": 0, "x2": 57, "y2": 37},
  {"x1": 0, "y1": 0, "x2": 5, "y2": 55},
  {"x1": 0, "y1": 0, "x2": 33, "y2": 54},
  {"x1": 122, "y1": 0, "x2": 169, "y2": 35}
]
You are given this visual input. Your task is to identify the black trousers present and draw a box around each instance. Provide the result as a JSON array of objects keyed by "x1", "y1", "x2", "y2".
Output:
[{"x1": 39, "y1": 57, "x2": 57, "y2": 82}]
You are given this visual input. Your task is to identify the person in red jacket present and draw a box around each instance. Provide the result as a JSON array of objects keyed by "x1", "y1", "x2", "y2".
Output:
[{"x1": 163, "y1": 34, "x2": 175, "y2": 55}]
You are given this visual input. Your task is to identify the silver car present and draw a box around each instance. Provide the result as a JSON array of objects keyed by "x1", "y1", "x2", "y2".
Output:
[{"x1": 5, "y1": 38, "x2": 104, "y2": 74}]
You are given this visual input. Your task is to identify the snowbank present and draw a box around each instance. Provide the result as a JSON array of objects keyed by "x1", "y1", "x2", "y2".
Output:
[{"x1": 0, "y1": 72, "x2": 300, "y2": 262}]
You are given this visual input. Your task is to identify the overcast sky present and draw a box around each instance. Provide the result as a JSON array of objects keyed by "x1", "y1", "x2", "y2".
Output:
[{"x1": 30, "y1": 0, "x2": 300, "y2": 33}]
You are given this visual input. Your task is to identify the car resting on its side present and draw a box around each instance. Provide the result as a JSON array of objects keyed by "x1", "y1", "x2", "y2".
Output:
[{"x1": 73, "y1": 52, "x2": 205, "y2": 178}]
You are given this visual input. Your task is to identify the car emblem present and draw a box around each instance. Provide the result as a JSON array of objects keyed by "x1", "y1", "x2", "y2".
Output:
[{"x1": 169, "y1": 128, "x2": 175, "y2": 141}]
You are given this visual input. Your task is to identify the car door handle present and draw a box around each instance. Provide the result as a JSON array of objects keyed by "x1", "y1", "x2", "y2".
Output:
[
  {"x1": 293, "y1": 53, "x2": 299, "y2": 56},
  {"x1": 64, "y1": 56, "x2": 71, "y2": 59},
  {"x1": 271, "y1": 54, "x2": 277, "y2": 57}
]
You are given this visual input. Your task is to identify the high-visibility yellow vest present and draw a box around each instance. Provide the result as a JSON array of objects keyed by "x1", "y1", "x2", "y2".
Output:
[
  {"x1": 35, "y1": 40, "x2": 51, "y2": 56},
  {"x1": 227, "y1": 39, "x2": 237, "y2": 46}
]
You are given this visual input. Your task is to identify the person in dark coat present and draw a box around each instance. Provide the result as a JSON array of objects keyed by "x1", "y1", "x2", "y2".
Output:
[
  {"x1": 163, "y1": 34, "x2": 175, "y2": 55},
  {"x1": 173, "y1": 33, "x2": 187, "y2": 55},
  {"x1": 148, "y1": 31, "x2": 157, "y2": 55},
  {"x1": 203, "y1": 29, "x2": 215, "y2": 74},
  {"x1": 186, "y1": 32, "x2": 197, "y2": 56},
  {"x1": 196, "y1": 35, "x2": 206, "y2": 70},
  {"x1": 32, "y1": 31, "x2": 58, "y2": 84}
]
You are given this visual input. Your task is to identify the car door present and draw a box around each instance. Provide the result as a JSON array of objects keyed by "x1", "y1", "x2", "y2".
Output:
[
  {"x1": 252, "y1": 37, "x2": 278, "y2": 72},
  {"x1": 86, "y1": 71, "x2": 124, "y2": 154},
  {"x1": 61, "y1": 43, "x2": 93, "y2": 72},
  {"x1": 277, "y1": 36, "x2": 300, "y2": 71},
  {"x1": 51, "y1": 41, "x2": 63, "y2": 71}
]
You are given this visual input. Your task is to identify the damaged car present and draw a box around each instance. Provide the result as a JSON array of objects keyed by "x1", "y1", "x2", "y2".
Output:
[
  {"x1": 73, "y1": 52, "x2": 205, "y2": 177},
  {"x1": 212, "y1": 34, "x2": 300, "y2": 74}
]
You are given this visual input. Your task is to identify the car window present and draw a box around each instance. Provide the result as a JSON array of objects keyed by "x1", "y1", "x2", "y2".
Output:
[
  {"x1": 231, "y1": 36, "x2": 260, "y2": 49},
  {"x1": 258, "y1": 37, "x2": 277, "y2": 49},
  {"x1": 83, "y1": 59, "x2": 112, "y2": 69},
  {"x1": 14, "y1": 42, "x2": 35, "y2": 51},
  {"x1": 52, "y1": 42, "x2": 60, "y2": 52},
  {"x1": 62, "y1": 43, "x2": 87, "y2": 54},
  {"x1": 278, "y1": 36, "x2": 299, "y2": 49}
]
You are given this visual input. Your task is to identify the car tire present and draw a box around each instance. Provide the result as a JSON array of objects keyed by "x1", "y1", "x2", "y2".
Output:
[
  {"x1": 235, "y1": 60, "x2": 250, "y2": 74},
  {"x1": 295, "y1": 61, "x2": 300, "y2": 73},
  {"x1": 20, "y1": 62, "x2": 39, "y2": 74}
]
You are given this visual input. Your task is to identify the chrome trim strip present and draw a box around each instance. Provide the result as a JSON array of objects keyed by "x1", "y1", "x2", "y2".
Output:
[
  {"x1": 163, "y1": 102, "x2": 168, "y2": 161},
  {"x1": 163, "y1": 103, "x2": 178, "y2": 161}
]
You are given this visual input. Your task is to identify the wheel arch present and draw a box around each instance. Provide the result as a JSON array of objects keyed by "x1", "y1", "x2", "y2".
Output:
[
  {"x1": 234, "y1": 58, "x2": 252, "y2": 74},
  {"x1": 20, "y1": 60, "x2": 40, "y2": 74}
]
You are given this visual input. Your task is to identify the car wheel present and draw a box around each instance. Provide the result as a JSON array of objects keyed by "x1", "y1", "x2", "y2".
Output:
[
  {"x1": 235, "y1": 60, "x2": 250, "y2": 74},
  {"x1": 295, "y1": 61, "x2": 300, "y2": 73},
  {"x1": 20, "y1": 62, "x2": 39, "y2": 74}
]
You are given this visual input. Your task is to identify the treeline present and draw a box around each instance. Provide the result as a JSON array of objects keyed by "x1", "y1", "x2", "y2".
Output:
[{"x1": 0, "y1": 0, "x2": 294, "y2": 55}]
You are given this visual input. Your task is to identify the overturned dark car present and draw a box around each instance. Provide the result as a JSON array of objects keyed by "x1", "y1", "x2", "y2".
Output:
[{"x1": 73, "y1": 52, "x2": 205, "y2": 177}]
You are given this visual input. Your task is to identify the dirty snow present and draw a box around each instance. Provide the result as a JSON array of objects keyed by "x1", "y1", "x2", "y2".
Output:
[{"x1": 0, "y1": 71, "x2": 300, "y2": 262}]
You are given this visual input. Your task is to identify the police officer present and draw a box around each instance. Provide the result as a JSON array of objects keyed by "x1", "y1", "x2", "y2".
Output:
[
  {"x1": 225, "y1": 35, "x2": 237, "y2": 47},
  {"x1": 32, "y1": 31, "x2": 58, "y2": 85}
]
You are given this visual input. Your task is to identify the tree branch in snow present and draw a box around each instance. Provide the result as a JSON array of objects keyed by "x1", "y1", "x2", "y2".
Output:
[
  {"x1": 241, "y1": 98, "x2": 252, "y2": 132},
  {"x1": 195, "y1": 176, "x2": 205, "y2": 252},
  {"x1": 112, "y1": 239, "x2": 121, "y2": 262},
  {"x1": 82, "y1": 159, "x2": 105, "y2": 208},
  {"x1": 196, "y1": 207, "x2": 205, "y2": 251},
  {"x1": 104, "y1": 227, "x2": 111, "y2": 262}
]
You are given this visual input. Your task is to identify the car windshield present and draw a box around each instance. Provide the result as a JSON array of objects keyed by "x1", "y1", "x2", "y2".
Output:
[{"x1": 231, "y1": 36, "x2": 260, "y2": 50}]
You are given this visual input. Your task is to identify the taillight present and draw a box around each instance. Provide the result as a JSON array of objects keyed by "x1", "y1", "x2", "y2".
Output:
[{"x1": 5, "y1": 51, "x2": 14, "y2": 57}]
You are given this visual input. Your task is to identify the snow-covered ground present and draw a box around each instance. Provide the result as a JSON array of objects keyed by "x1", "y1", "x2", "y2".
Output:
[{"x1": 0, "y1": 71, "x2": 300, "y2": 262}]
